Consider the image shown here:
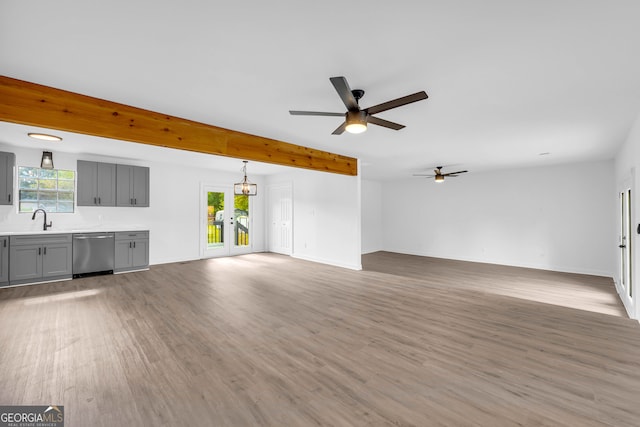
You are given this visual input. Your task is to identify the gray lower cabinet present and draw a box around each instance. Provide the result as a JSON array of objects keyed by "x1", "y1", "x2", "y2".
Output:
[
  {"x1": 116, "y1": 165, "x2": 149, "y2": 207},
  {"x1": 0, "y1": 236, "x2": 8, "y2": 286},
  {"x1": 77, "y1": 160, "x2": 117, "y2": 206},
  {"x1": 115, "y1": 231, "x2": 149, "y2": 272},
  {"x1": 9, "y1": 234, "x2": 73, "y2": 285},
  {"x1": 0, "y1": 151, "x2": 15, "y2": 205}
]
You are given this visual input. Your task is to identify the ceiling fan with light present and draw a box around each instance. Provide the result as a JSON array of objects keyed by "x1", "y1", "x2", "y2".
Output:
[
  {"x1": 413, "y1": 166, "x2": 468, "y2": 183},
  {"x1": 289, "y1": 76, "x2": 428, "y2": 135}
]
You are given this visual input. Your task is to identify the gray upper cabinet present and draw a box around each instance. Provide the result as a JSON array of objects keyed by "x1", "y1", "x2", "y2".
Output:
[
  {"x1": 77, "y1": 160, "x2": 116, "y2": 206},
  {"x1": 116, "y1": 165, "x2": 149, "y2": 207},
  {"x1": 0, "y1": 236, "x2": 8, "y2": 286},
  {"x1": 9, "y1": 234, "x2": 72, "y2": 285},
  {"x1": 0, "y1": 151, "x2": 15, "y2": 205}
]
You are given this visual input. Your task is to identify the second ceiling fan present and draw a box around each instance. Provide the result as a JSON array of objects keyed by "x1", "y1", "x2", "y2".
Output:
[
  {"x1": 289, "y1": 76, "x2": 428, "y2": 135},
  {"x1": 413, "y1": 166, "x2": 468, "y2": 183}
]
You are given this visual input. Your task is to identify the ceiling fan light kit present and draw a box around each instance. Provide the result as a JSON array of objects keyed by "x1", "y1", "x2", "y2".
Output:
[
  {"x1": 345, "y1": 111, "x2": 367, "y2": 134},
  {"x1": 289, "y1": 76, "x2": 428, "y2": 135}
]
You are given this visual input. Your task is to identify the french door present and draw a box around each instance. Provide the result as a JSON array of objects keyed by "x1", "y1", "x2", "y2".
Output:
[{"x1": 201, "y1": 185, "x2": 252, "y2": 258}]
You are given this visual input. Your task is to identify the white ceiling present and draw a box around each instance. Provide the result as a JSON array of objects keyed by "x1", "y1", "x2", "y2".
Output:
[{"x1": 1, "y1": 1, "x2": 640, "y2": 180}]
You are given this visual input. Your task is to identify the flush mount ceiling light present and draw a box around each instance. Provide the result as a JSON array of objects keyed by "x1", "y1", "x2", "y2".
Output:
[
  {"x1": 40, "y1": 151, "x2": 54, "y2": 169},
  {"x1": 234, "y1": 161, "x2": 257, "y2": 196},
  {"x1": 28, "y1": 133, "x2": 62, "y2": 142}
]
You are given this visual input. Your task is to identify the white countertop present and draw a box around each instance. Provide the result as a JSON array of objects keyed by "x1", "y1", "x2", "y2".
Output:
[{"x1": 0, "y1": 226, "x2": 149, "y2": 236}]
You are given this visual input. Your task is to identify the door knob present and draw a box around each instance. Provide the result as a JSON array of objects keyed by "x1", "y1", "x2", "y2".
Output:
[{"x1": 619, "y1": 245, "x2": 627, "y2": 248}]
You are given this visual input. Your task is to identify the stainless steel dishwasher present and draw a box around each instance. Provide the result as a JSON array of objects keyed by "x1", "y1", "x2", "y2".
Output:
[{"x1": 72, "y1": 232, "x2": 115, "y2": 278}]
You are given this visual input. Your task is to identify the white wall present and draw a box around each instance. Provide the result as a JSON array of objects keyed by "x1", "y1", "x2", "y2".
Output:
[
  {"x1": 267, "y1": 168, "x2": 361, "y2": 270},
  {"x1": 361, "y1": 179, "x2": 383, "y2": 254},
  {"x1": 379, "y1": 160, "x2": 615, "y2": 277},
  {"x1": 614, "y1": 110, "x2": 640, "y2": 319},
  {"x1": 0, "y1": 143, "x2": 266, "y2": 265}
]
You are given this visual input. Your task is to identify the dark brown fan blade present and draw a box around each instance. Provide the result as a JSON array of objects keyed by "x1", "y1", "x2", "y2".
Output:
[
  {"x1": 330, "y1": 76, "x2": 359, "y2": 111},
  {"x1": 368, "y1": 116, "x2": 405, "y2": 131},
  {"x1": 332, "y1": 122, "x2": 347, "y2": 135},
  {"x1": 289, "y1": 110, "x2": 344, "y2": 117},
  {"x1": 365, "y1": 91, "x2": 428, "y2": 115},
  {"x1": 442, "y1": 170, "x2": 468, "y2": 176},
  {"x1": 413, "y1": 174, "x2": 436, "y2": 177}
]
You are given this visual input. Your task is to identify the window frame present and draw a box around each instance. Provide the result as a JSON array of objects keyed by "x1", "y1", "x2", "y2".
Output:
[{"x1": 17, "y1": 166, "x2": 76, "y2": 213}]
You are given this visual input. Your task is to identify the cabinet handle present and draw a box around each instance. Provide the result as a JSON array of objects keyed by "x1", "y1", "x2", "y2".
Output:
[
  {"x1": 134, "y1": 198, "x2": 137, "y2": 205},
  {"x1": 94, "y1": 197, "x2": 97, "y2": 204},
  {"x1": 38, "y1": 247, "x2": 41, "y2": 255},
  {"x1": 133, "y1": 241, "x2": 136, "y2": 248},
  {"x1": 98, "y1": 197, "x2": 101, "y2": 204},
  {"x1": 129, "y1": 242, "x2": 132, "y2": 248},
  {"x1": 7, "y1": 194, "x2": 11, "y2": 203},
  {"x1": 3, "y1": 239, "x2": 5, "y2": 248},
  {"x1": 44, "y1": 247, "x2": 47, "y2": 255}
]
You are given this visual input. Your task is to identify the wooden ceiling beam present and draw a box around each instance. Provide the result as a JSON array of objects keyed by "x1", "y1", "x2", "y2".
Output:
[{"x1": 0, "y1": 76, "x2": 357, "y2": 176}]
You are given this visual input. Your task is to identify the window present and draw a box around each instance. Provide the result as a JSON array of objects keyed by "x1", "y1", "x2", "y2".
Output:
[{"x1": 18, "y1": 167, "x2": 75, "y2": 213}]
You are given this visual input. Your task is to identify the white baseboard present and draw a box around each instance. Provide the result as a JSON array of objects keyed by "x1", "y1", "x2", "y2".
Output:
[{"x1": 291, "y1": 253, "x2": 362, "y2": 271}]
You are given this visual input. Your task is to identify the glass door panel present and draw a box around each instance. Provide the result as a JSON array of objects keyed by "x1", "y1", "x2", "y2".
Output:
[
  {"x1": 234, "y1": 194, "x2": 250, "y2": 248},
  {"x1": 208, "y1": 190, "x2": 225, "y2": 249},
  {"x1": 624, "y1": 189, "x2": 632, "y2": 298},
  {"x1": 202, "y1": 186, "x2": 229, "y2": 258}
]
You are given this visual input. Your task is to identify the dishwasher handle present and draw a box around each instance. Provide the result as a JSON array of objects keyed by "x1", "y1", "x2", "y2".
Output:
[{"x1": 74, "y1": 234, "x2": 114, "y2": 240}]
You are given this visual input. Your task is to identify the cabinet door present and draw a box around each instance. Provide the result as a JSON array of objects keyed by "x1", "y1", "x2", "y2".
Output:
[
  {"x1": 0, "y1": 237, "x2": 8, "y2": 285},
  {"x1": 9, "y1": 244, "x2": 42, "y2": 282},
  {"x1": 0, "y1": 151, "x2": 15, "y2": 205},
  {"x1": 132, "y1": 239, "x2": 149, "y2": 268},
  {"x1": 96, "y1": 162, "x2": 116, "y2": 206},
  {"x1": 77, "y1": 160, "x2": 98, "y2": 206},
  {"x1": 42, "y1": 243, "x2": 73, "y2": 278},
  {"x1": 132, "y1": 166, "x2": 149, "y2": 207},
  {"x1": 115, "y1": 240, "x2": 133, "y2": 270},
  {"x1": 116, "y1": 164, "x2": 133, "y2": 206}
]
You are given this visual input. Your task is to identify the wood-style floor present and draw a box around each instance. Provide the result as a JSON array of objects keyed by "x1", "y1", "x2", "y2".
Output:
[
  {"x1": 1, "y1": 252, "x2": 639, "y2": 426},
  {"x1": 362, "y1": 252, "x2": 628, "y2": 317}
]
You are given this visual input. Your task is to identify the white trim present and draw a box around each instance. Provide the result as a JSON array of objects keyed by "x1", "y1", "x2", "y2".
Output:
[
  {"x1": 291, "y1": 253, "x2": 362, "y2": 271},
  {"x1": 381, "y1": 248, "x2": 614, "y2": 278}
]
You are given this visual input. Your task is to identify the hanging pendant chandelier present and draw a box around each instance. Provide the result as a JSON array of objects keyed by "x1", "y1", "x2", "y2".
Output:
[{"x1": 234, "y1": 160, "x2": 257, "y2": 196}]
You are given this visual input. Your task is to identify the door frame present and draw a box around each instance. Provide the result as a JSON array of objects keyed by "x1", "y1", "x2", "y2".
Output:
[
  {"x1": 200, "y1": 183, "x2": 254, "y2": 259},
  {"x1": 617, "y1": 173, "x2": 636, "y2": 319}
]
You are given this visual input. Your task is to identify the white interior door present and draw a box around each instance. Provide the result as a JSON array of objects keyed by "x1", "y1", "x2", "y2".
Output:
[
  {"x1": 201, "y1": 185, "x2": 253, "y2": 258},
  {"x1": 268, "y1": 183, "x2": 293, "y2": 255},
  {"x1": 620, "y1": 188, "x2": 632, "y2": 301}
]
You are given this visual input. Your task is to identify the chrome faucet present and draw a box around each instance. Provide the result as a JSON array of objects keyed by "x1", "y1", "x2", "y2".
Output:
[{"x1": 32, "y1": 209, "x2": 52, "y2": 231}]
